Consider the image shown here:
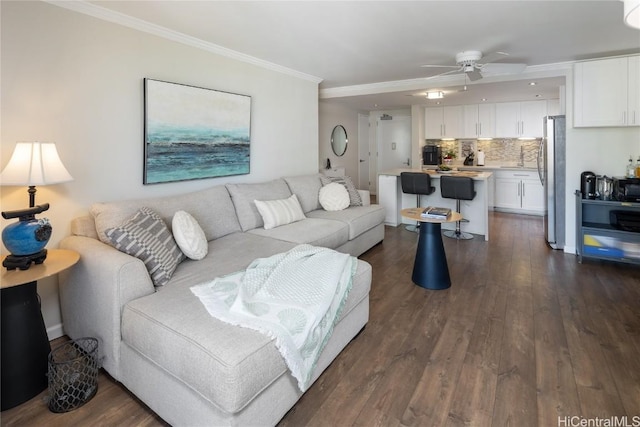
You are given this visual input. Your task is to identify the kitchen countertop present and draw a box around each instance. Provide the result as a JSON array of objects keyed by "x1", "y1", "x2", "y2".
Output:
[
  {"x1": 457, "y1": 165, "x2": 539, "y2": 172},
  {"x1": 435, "y1": 163, "x2": 539, "y2": 172},
  {"x1": 379, "y1": 168, "x2": 492, "y2": 180}
]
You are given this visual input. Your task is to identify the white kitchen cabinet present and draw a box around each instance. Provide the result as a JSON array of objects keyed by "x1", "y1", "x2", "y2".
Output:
[
  {"x1": 628, "y1": 56, "x2": 640, "y2": 126},
  {"x1": 462, "y1": 104, "x2": 495, "y2": 138},
  {"x1": 521, "y1": 177, "x2": 544, "y2": 212},
  {"x1": 424, "y1": 106, "x2": 463, "y2": 138},
  {"x1": 546, "y1": 99, "x2": 560, "y2": 116},
  {"x1": 425, "y1": 108, "x2": 444, "y2": 138},
  {"x1": 495, "y1": 101, "x2": 546, "y2": 138},
  {"x1": 494, "y1": 177, "x2": 522, "y2": 210},
  {"x1": 494, "y1": 170, "x2": 544, "y2": 215},
  {"x1": 574, "y1": 55, "x2": 640, "y2": 127}
]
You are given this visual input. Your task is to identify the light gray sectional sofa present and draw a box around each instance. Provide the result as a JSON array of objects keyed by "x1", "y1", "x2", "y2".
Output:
[{"x1": 58, "y1": 173, "x2": 385, "y2": 426}]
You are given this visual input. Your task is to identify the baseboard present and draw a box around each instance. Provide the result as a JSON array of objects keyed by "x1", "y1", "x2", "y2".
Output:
[{"x1": 47, "y1": 323, "x2": 65, "y2": 341}]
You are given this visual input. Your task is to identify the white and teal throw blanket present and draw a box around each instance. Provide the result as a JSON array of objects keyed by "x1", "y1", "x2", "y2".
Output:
[{"x1": 190, "y1": 244, "x2": 356, "y2": 391}]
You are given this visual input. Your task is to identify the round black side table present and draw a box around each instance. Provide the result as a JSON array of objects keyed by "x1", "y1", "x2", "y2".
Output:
[{"x1": 1, "y1": 249, "x2": 79, "y2": 411}]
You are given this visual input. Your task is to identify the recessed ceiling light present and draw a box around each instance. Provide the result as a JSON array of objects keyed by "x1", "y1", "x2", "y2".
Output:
[
  {"x1": 481, "y1": 98, "x2": 487, "y2": 102},
  {"x1": 536, "y1": 94, "x2": 542, "y2": 98},
  {"x1": 426, "y1": 91, "x2": 444, "y2": 99},
  {"x1": 529, "y1": 82, "x2": 537, "y2": 86}
]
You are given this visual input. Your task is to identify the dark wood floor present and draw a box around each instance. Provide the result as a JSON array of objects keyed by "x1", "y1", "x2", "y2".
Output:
[{"x1": 3, "y1": 212, "x2": 639, "y2": 426}]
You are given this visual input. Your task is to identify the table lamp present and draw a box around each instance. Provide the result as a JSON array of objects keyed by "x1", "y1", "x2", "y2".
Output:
[{"x1": 1, "y1": 142, "x2": 73, "y2": 270}]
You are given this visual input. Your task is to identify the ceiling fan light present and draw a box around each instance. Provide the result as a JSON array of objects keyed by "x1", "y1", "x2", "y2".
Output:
[
  {"x1": 622, "y1": 0, "x2": 640, "y2": 29},
  {"x1": 426, "y1": 91, "x2": 444, "y2": 99}
]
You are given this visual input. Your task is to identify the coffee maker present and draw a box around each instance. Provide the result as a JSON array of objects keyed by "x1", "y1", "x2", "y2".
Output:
[
  {"x1": 422, "y1": 146, "x2": 442, "y2": 166},
  {"x1": 581, "y1": 171, "x2": 597, "y2": 199}
]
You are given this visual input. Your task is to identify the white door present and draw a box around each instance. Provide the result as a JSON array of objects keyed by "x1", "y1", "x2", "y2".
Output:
[
  {"x1": 377, "y1": 116, "x2": 412, "y2": 173},
  {"x1": 358, "y1": 114, "x2": 370, "y2": 191}
]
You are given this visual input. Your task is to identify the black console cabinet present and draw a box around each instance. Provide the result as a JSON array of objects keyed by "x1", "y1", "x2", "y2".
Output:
[{"x1": 575, "y1": 191, "x2": 640, "y2": 264}]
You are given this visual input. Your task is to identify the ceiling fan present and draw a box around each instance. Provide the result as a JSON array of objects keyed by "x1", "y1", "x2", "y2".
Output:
[{"x1": 421, "y1": 50, "x2": 527, "y2": 82}]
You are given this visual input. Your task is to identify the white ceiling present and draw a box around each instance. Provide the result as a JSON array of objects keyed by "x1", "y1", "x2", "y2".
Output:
[{"x1": 83, "y1": 1, "x2": 640, "y2": 110}]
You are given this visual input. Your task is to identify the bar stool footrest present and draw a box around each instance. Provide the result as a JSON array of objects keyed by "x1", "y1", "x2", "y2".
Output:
[{"x1": 444, "y1": 230, "x2": 474, "y2": 240}]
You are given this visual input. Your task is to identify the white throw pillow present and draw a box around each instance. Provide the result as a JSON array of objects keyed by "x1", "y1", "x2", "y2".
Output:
[
  {"x1": 254, "y1": 194, "x2": 306, "y2": 230},
  {"x1": 319, "y1": 182, "x2": 350, "y2": 211},
  {"x1": 172, "y1": 211, "x2": 208, "y2": 260}
]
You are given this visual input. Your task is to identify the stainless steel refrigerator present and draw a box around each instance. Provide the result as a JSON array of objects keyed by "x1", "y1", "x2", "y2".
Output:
[{"x1": 538, "y1": 115, "x2": 566, "y2": 250}]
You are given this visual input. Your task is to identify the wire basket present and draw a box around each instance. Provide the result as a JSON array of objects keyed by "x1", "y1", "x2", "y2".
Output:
[{"x1": 47, "y1": 337, "x2": 100, "y2": 413}]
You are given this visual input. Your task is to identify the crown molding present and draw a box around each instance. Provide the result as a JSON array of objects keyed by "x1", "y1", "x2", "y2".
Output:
[
  {"x1": 44, "y1": 0, "x2": 324, "y2": 84},
  {"x1": 320, "y1": 61, "x2": 574, "y2": 99}
]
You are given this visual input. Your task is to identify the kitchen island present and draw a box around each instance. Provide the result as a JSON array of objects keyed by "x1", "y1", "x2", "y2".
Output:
[{"x1": 378, "y1": 168, "x2": 493, "y2": 241}]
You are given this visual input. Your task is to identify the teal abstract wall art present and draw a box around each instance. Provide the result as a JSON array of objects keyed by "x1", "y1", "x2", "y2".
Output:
[{"x1": 144, "y1": 78, "x2": 251, "y2": 184}]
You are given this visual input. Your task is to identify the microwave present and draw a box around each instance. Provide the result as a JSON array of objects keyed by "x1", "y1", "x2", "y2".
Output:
[{"x1": 613, "y1": 177, "x2": 640, "y2": 202}]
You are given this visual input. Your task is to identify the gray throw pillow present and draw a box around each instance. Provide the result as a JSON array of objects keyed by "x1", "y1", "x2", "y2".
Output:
[
  {"x1": 320, "y1": 175, "x2": 363, "y2": 206},
  {"x1": 105, "y1": 207, "x2": 185, "y2": 287}
]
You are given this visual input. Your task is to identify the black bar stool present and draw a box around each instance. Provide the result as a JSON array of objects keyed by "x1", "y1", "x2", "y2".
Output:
[
  {"x1": 400, "y1": 172, "x2": 435, "y2": 232},
  {"x1": 440, "y1": 176, "x2": 476, "y2": 240}
]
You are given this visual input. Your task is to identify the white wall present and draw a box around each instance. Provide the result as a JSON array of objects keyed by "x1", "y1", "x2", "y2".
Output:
[
  {"x1": 318, "y1": 101, "x2": 360, "y2": 180},
  {"x1": 1, "y1": 1, "x2": 319, "y2": 338}
]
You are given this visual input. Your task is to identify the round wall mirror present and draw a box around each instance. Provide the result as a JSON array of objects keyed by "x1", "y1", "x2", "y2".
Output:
[{"x1": 331, "y1": 125, "x2": 348, "y2": 157}]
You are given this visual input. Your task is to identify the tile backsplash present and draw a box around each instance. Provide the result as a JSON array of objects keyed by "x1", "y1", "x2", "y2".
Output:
[{"x1": 425, "y1": 138, "x2": 542, "y2": 165}]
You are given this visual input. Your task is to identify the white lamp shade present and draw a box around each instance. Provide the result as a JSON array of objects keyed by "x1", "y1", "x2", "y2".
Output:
[
  {"x1": 0, "y1": 142, "x2": 73, "y2": 186},
  {"x1": 623, "y1": 0, "x2": 640, "y2": 29}
]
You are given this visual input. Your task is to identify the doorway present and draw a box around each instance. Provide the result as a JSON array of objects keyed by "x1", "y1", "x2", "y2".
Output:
[{"x1": 358, "y1": 114, "x2": 370, "y2": 191}]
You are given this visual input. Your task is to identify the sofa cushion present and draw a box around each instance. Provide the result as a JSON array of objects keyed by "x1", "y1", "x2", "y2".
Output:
[
  {"x1": 91, "y1": 185, "x2": 241, "y2": 245},
  {"x1": 306, "y1": 205, "x2": 387, "y2": 240},
  {"x1": 248, "y1": 218, "x2": 349, "y2": 249},
  {"x1": 283, "y1": 174, "x2": 322, "y2": 213},
  {"x1": 105, "y1": 207, "x2": 185, "y2": 287},
  {"x1": 254, "y1": 194, "x2": 306, "y2": 230},
  {"x1": 320, "y1": 175, "x2": 363, "y2": 206},
  {"x1": 226, "y1": 179, "x2": 292, "y2": 231},
  {"x1": 172, "y1": 211, "x2": 208, "y2": 260},
  {"x1": 319, "y1": 183, "x2": 350, "y2": 211},
  {"x1": 121, "y1": 232, "x2": 372, "y2": 414}
]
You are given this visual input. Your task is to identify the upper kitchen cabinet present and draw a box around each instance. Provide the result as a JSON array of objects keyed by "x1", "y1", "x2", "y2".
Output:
[
  {"x1": 495, "y1": 100, "x2": 546, "y2": 138},
  {"x1": 425, "y1": 106, "x2": 463, "y2": 138},
  {"x1": 546, "y1": 99, "x2": 561, "y2": 116},
  {"x1": 574, "y1": 55, "x2": 640, "y2": 127},
  {"x1": 462, "y1": 104, "x2": 495, "y2": 138}
]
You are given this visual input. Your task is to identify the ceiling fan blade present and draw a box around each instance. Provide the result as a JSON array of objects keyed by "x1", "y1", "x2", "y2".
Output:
[
  {"x1": 466, "y1": 69, "x2": 483, "y2": 81},
  {"x1": 420, "y1": 64, "x2": 460, "y2": 68},
  {"x1": 477, "y1": 51, "x2": 509, "y2": 64},
  {"x1": 424, "y1": 68, "x2": 464, "y2": 79},
  {"x1": 480, "y1": 62, "x2": 527, "y2": 75}
]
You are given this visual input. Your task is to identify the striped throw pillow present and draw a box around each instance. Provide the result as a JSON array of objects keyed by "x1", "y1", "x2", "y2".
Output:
[
  {"x1": 105, "y1": 207, "x2": 185, "y2": 287},
  {"x1": 254, "y1": 194, "x2": 306, "y2": 230}
]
